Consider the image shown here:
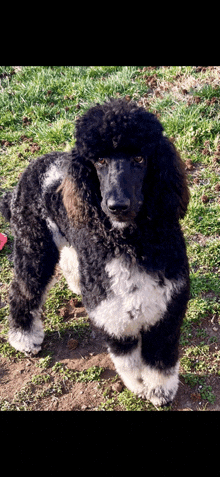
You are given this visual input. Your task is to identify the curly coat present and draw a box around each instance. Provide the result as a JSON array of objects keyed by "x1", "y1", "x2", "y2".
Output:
[{"x1": 0, "y1": 98, "x2": 190, "y2": 406}]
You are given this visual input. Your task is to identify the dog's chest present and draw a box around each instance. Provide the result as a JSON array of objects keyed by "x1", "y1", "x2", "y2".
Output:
[{"x1": 90, "y1": 256, "x2": 178, "y2": 338}]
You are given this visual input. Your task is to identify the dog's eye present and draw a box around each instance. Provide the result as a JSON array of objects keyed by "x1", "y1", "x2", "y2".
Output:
[
  {"x1": 97, "y1": 158, "x2": 106, "y2": 165},
  {"x1": 134, "y1": 156, "x2": 144, "y2": 163}
]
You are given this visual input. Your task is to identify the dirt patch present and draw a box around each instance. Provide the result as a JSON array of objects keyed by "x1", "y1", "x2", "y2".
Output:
[{"x1": 0, "y1": 309, "x2": 120, "y2": 411}]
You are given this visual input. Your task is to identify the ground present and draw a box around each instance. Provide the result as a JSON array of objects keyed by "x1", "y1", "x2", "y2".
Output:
[
  {"x1": 0, "y1": 273, "x2": 219, "y2": 411},
  {"x1": 0, "y1": 66, "x2": 220, "y2": 411}
]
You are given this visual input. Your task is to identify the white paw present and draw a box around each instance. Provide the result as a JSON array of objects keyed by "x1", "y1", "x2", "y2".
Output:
[
  {"x1": 138, "y1": 363, "x2": 179, "y2": 406},
  {"x1": 8, "y1": 314, "x2": 44, "y2": 355},
  {"x1": 112, "y1": 353, "x2": 179, "y2": 406},
  {"x1": 138, "y1": 384, "x2": 177, "y2": 407}
]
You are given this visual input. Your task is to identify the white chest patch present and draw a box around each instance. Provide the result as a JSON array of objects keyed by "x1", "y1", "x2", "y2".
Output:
[{"x1": 90, "y1": 256, "x2": 182, "y2": 338}]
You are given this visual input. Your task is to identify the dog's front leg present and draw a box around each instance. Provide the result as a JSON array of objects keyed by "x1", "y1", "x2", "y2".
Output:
[
  {"x1": 106, "y1": 329, "x2": 180, "y2": 407},
  {"x1": 106, "y1": 335, "x2": 146, "y2": 396},
  {"x1": 8, "y1": 231, "x2": 59, "y2": 355}
]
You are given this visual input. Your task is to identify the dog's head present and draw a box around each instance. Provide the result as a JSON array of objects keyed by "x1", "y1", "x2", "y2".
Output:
[
  {"x1": 60, "y1": 98, "x2": 189, "y2": 230},
  {"x1": 91, "y1": 152, "x2": 146, "y2": 229}
]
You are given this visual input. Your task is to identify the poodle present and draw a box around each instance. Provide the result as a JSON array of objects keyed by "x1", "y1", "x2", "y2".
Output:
[{"x1": 0, "y1": 98, "x2": 190, "y2": 406}]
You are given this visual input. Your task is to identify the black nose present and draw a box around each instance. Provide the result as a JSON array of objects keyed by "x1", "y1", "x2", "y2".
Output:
[{"x1": 107, "y1": 198, "x2": 130, "y2": 214}]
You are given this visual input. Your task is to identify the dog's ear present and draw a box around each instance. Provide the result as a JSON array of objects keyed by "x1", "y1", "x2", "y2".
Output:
[
  {"x1": 57, "y1": 154, "x2": 101, "y2": 227},
  {"x1": 143, "y1": 137, "x2": 189, "y2": 222}
]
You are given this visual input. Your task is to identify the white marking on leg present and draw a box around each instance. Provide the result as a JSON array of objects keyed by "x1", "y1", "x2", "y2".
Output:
[
  {"x1": 8, "y1": 310, "x2": 44, "y2": 355},
  {"x1": 138, "y1": 361, "x2": 180, "y2": 406},
  {"x1": 109, "y1": 340, "x2": 145, "y2": 395},
  {"x1": 110, "y1": 342, "x2": 179, "y2": 406},
  {"x1": 46, "y1": 217, "x2": 68, "y2": 250},
  {"x1": 59, "y1": 246, "x2": 81, "y2": 295}
]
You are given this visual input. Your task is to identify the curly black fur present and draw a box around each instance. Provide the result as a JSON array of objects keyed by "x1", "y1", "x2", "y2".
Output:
[
  {"x1": 0, "y1": 191, "x2": 12, "y2": 222},
  {"x1": 75, "y1": 98, "x2": 163, "y2": 158},
  {"x1": 0, "y1": 98, "x2": 190, "y2": 405}
]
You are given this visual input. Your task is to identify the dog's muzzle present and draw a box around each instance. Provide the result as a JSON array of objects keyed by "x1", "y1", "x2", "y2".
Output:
[{"x1": 107, "y1": 197, "x2": 131, "y2": 216}]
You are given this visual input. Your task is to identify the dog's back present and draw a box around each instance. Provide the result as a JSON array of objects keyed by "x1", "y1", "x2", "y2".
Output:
[{"x1": 0, "y1": 151, "x2": 71, "y2": 228}]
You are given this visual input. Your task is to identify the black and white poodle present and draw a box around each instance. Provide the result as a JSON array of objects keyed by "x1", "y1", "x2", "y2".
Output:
[{"x1": 0, "y1": 98, "x2": 190, "y2": 406}]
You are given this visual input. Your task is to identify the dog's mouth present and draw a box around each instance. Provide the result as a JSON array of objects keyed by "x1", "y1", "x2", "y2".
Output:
[
  {"x1": 111, "y1": 219, "x2": 129, "y2": 230},
  {"x1": 106, "y1": 208, "x2": 136, "y2": 230}
]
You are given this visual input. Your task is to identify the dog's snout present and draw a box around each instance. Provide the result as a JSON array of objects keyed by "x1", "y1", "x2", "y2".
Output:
[{"x1": 107, "y1": 197, "x2": 131, "y2": 214}]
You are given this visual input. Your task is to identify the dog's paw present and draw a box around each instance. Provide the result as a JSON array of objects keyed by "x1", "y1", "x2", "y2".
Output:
[
  {"x1": 147, "y1": 385, "x2": 176, "y2": 407},
  {"x1": 137, "y1": 363, "x2": 179, "y2": 407},
  {"x1": 8, "y1": 316, "x2": 44, "y2": 355},
  {"x1": 137, "y1": 383, "x2": 177, "y2": 407}
]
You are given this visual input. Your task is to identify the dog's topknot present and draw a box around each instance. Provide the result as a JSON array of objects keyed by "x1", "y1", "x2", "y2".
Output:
[{"x1": 74, "y1": 98, "x2": 163, "y2": 159}]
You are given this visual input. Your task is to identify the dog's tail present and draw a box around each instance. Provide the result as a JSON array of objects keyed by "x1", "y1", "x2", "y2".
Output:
[{"x1": 0, "y1": 192, "x2": 13, "y2": 222}]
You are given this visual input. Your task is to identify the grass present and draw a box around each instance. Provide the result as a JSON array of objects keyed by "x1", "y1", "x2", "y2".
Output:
[
  {"x1": 1, "y1": 66, "x2": 220, "y2": 410},
  {"x1": 52, "y1": 362, "x2": 104, "y2": 382}
]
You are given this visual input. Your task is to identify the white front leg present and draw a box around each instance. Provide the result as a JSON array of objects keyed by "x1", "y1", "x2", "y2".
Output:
[
  {"x1": 109, "y1": 340, "x2": 145, "y2": 396},
  {"x1": 110, "y1": 342, "x2": 179, "y2": 407}
]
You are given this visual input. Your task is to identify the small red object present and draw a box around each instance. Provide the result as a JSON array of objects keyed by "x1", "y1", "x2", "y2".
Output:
[{"x1": 0, "y1": 233, "x2": 7, "y2": 250}]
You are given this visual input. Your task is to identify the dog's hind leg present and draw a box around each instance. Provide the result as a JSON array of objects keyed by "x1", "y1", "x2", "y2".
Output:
[{"x1": 8, "y1": 221, "x2": 59, "y2": 355}]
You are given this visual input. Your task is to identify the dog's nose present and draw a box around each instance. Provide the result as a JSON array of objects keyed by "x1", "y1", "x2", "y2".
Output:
[{"x1": 107, "y1": 198, "x2": 130, "y2": 214}]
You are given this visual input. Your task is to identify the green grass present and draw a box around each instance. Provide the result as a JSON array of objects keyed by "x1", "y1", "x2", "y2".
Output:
[
  {"x1": 99, "y1": 388, "x2": 155, "y2": 411},
  {"x1": 1, "y1": 66, "x2": 220, "y2": 410},
  {"x1": 52, "y1": 362, "x2": 104, "y2": 383},
  {"x1": 42, "y1": 278, "x2": 90, "y2": 341}
]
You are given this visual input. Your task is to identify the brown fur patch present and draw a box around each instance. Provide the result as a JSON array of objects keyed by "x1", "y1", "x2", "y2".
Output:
[{"x1": 57, "y1": 177, "x2": 87, "y2": 226}]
